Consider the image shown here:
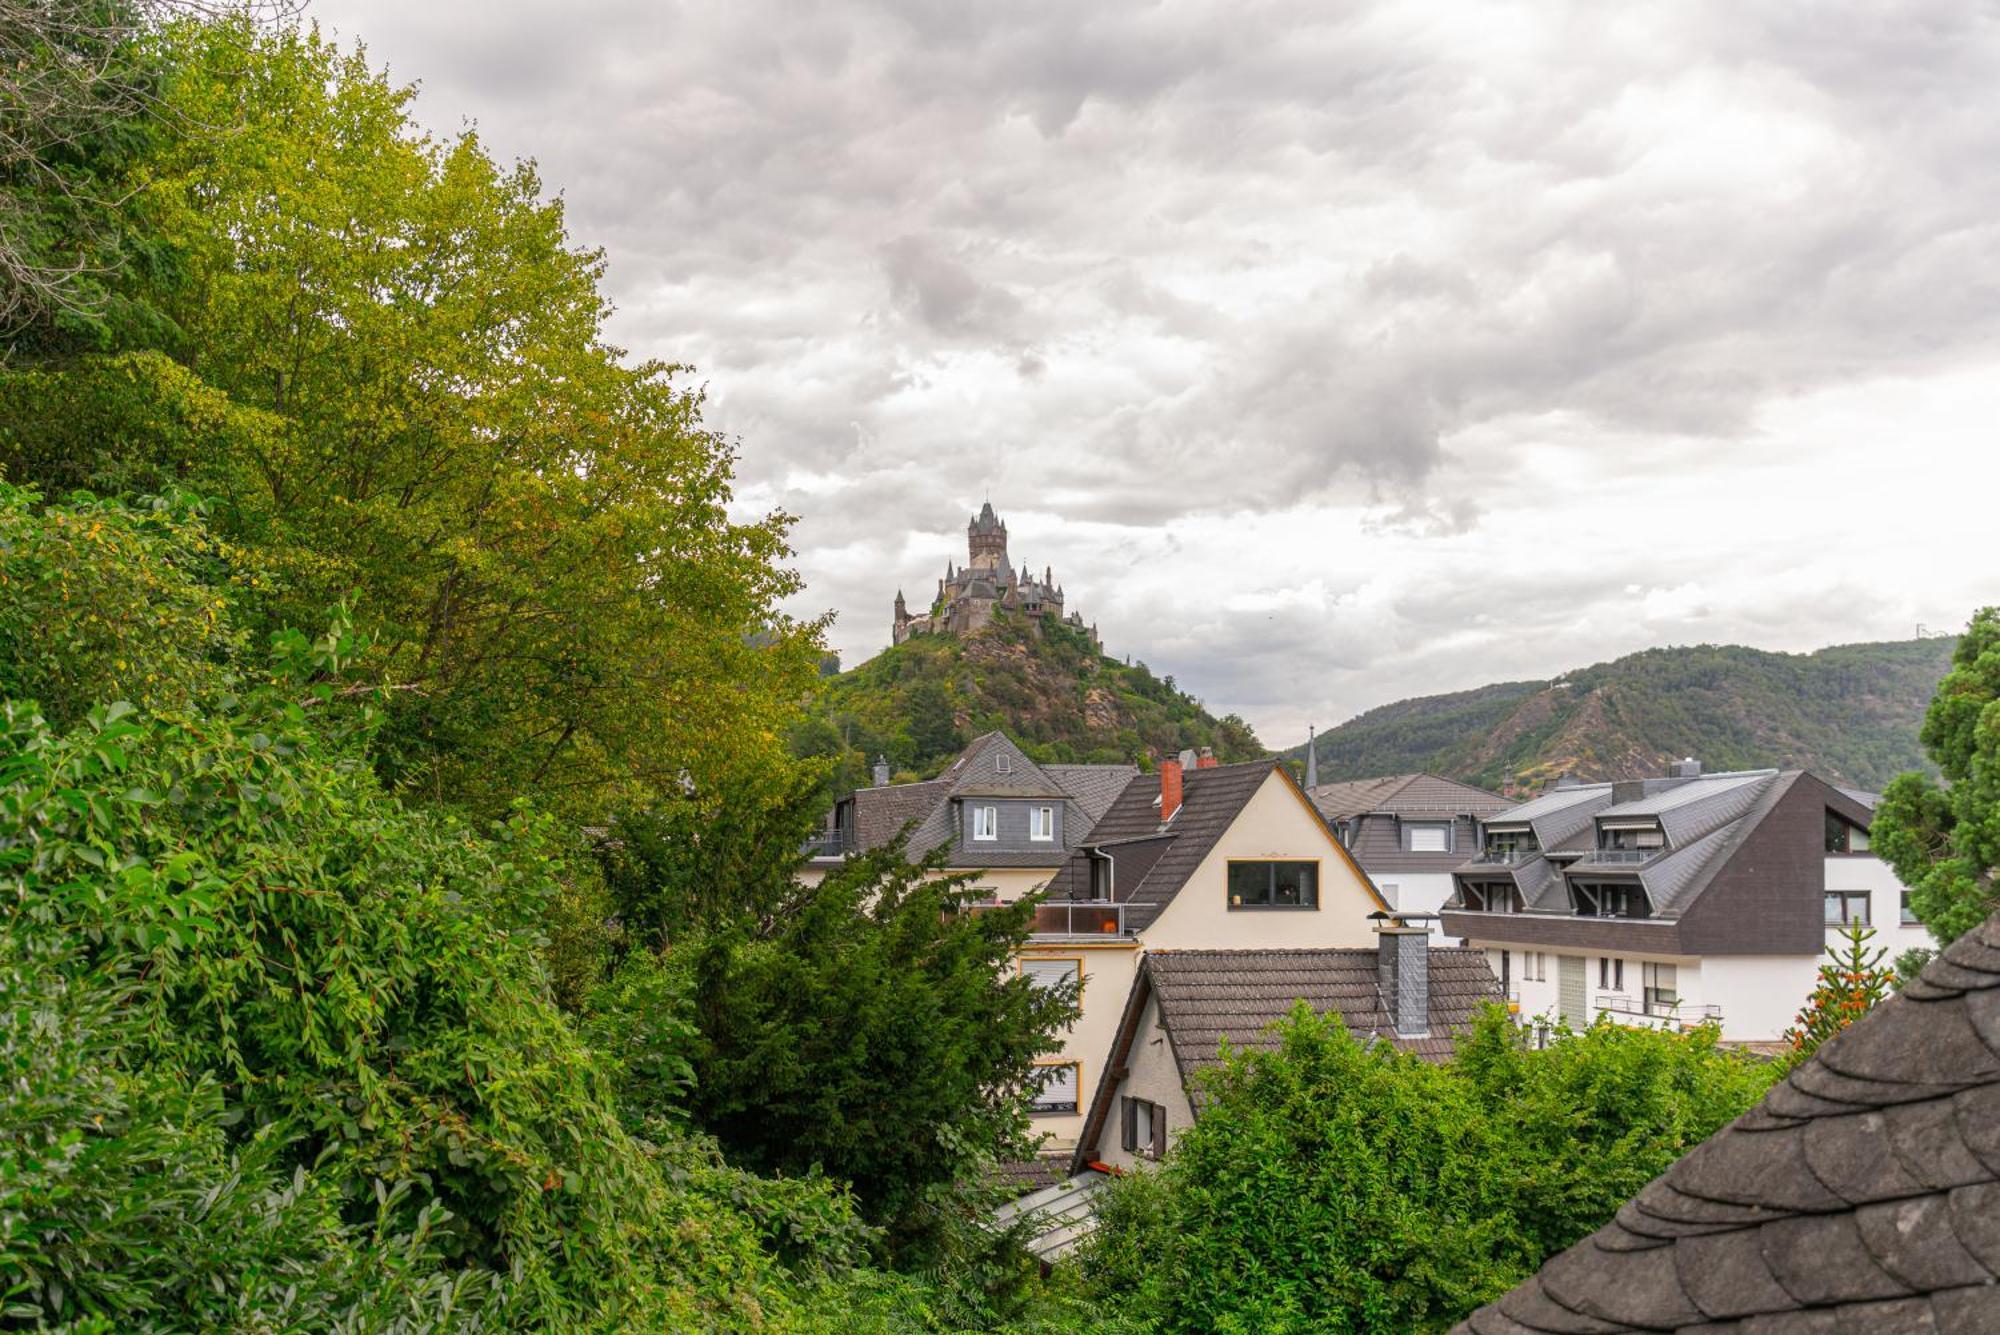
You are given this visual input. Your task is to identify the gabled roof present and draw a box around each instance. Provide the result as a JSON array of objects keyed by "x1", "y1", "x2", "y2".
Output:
[
  {"x1": 1050, "y1": 760, "x2": 1378, "y2": 931},
  {"x1": 1075, "y1": 945, "x2": 1502, "y2": 1170},
  {"x1": 1309, "y1": 773, "x2": 1515, "y2": 822},
  {"x1": 1455, "y1": 911, "x2": 2000, "y2": 1333},
  {"x1": 840, "y1": 733, "x2": 1140, "y2": 868}
]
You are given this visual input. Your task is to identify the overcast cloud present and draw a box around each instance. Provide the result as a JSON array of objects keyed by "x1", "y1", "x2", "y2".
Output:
[{"x1": 311, "y1": 0, "x2": 2000, "y2": 745}]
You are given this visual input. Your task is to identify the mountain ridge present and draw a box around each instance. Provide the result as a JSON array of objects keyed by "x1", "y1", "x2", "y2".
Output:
[{"x1": 1289, "y1": 636, "x2": 1956, "y2": 795}]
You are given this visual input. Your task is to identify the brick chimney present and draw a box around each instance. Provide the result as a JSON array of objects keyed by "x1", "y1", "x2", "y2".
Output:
[
  {"x1": 1196, "y1": 746, "x2": 1218, "y2": 769},
  {"x1": 1160, "y1": 757, "x2": 1184, "y2": 823}
]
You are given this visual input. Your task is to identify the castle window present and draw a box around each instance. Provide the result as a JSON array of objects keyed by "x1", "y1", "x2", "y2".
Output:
[
  {"x1": 972, "y1": 805, "x2": 998, "y2": 841},
  {"x1": 1030, "y1": 806, "x2": 1055, "y2": 841}
]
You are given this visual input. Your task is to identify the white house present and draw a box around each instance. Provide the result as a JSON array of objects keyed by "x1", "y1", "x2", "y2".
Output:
[
  {"x1": 1438, "y1": 761, "x2": 1934, "y2": 1044},
  {"x1": 1307, "y1": 773, "x2": 1516, "y2": 939}
]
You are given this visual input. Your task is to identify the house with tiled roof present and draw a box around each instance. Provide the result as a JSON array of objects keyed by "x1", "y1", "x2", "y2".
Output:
[
  {"x1": 1439, "y1": 760, "x2": 1935, "y2": 1043},
  {"x1": 1075, "y1": 934, "x2": 1502, "y2": 1173},
  {"x1": 1017, "y1": 752, "x2": 1397, "y2": 1155},
  {"x1": 1454, "y1": 910, "x2": 2000, "y2": 1333},
  {"x1": 1308, "y1": 772, "x2": 1516, "y2": 939},
  {"x1": 803, "y1": 731, "x2": 1138, "y2": 903}
]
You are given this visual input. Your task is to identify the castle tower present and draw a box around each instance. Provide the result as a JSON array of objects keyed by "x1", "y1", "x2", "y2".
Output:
[{"x1": 967, "y1": 502, "x2": 1009, "y2": 571}]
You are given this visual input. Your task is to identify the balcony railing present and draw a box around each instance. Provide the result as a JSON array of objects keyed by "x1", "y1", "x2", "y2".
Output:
[
  {"x1": 1471, "y1": 848, "x2": 1540, "y2": 865},
  {"x1": 802, "y1": 828, "x2": 855, "y2": 859},
  {"x1": 1595, "y1": 994, "x2": 1723, "y2": 1027},
  {"x1": 1028, "y1": 901, "x2": 1131, "y2": 938},
  {"x1": 1585, "y1": 848, "x2": 1657, "y2": 864}
]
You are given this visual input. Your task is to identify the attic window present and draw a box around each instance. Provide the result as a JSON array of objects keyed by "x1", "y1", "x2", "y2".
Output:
[
  {"x1": 1405, "y1": 822, "x2": 1451, "y2": 853},
  {"x1": 996, "y1": 753, "x2": 1012, "y2": 774},
  {"x1": 1227, "y1": 860, "x2": 1319, "y2": 910}
]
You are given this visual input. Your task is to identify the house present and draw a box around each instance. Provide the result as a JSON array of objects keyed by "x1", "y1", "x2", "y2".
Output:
[
  {"x1": 802, "y1": 731, "x2": 1137, "y2": 903},
  {"x1": 1438, "y1": 760, "x2": 1936, "y2": 1043},
  {"x1": 1453, "y1": 909, "x2": 2000, "y2": 1333},
  {"x1": 1073, "y1": 927, "x2": 1503, "y2": 1172},
  {"x1": 1017, "y1": 753, "x2": 1395, "y2": 1155},
  {"x1": 1308, "y1": 773, "x2": 1516, "y2": 937}
]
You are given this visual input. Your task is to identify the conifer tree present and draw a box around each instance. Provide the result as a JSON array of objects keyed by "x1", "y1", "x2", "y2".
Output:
[{"x1": 1782, "y1": 920, "x2": 1896, "y2": 1063}]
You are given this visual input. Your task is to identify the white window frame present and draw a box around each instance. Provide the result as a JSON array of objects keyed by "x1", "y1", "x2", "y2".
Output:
[
  {"x1": 1405, "y1": 821, "x2": 1452, "y2": 853},
  {"x1": 1029, "y1": 1061, "x2": 1080, "y2": 1116},
  {"x1": 996, "y1": 753, "x2": 1012, "y2": 774},
  {"x1": 971, "y1": 805, "x2": 998, "y2": 841},
  {"x1": 1030, "y1": 805, "x2": 1055, "y2": 842}
]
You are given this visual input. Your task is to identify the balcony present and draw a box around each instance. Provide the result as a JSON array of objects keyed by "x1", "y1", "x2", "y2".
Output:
[
  {"x1": 1585, "y1": 848, "x2": 1656, "y2": 865},
  {"x1": 802, "y1": 828, "x2": 855, "y2": 859},
  {"x1": 1028, "y1": 901, "x2": 1132, "y2": 939},
  {"x1": 1595, "y1": 993, "x2": 1723, "y2": 1029},
  {"x1": 1471, "y1": 847, "x2": 1541, "y2": 865}
]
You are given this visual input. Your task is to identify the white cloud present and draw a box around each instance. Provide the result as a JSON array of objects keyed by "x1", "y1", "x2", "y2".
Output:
[{"x1": 309, "y1": 0, "x2": 2000, "y2": 746}]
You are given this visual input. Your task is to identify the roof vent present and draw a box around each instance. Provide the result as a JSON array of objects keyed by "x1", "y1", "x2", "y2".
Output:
[{"x1": 1668, "y1": 757, "x2": 1702, "y2": 779}]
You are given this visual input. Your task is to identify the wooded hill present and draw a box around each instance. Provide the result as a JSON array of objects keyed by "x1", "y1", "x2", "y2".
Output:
[
  {"x1": 1289, "y1": 637, "x2": 1957, "y2": 795},
  {"x1": 793, "y1": 613, "x2": 1263, "y2": 790}
]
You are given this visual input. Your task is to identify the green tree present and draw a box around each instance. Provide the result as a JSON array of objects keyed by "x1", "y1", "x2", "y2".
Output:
[
  {"x1": 1782, "y1": 921, "x2": 1896, "y2": 1064},
  {"x1": 1873, "y1": 608, "x2": 2000, "y2": 944},
  {"x1": 1, "y1": 18, "x2": 826, "y2": 823},
  {"x1": 678, "y1": 842, "x2": 1078, "y2": 1262}
]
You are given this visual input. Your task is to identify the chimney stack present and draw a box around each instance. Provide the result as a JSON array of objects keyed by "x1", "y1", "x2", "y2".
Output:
[
  {"x1": 1376, "y1": 920, "x2": 1431, "y2": 1039},
  {"x1": 1160, "y1": 757, "x2": 1184, "y2": 823},
  {"x1": 1196, "y1": 746, "x2": 1218, "y2": 769},
  {"x1": 1668, "y1": 757, "x2": 1702, "y2": 779},
  {"x1": 872, "y1": 755, "x2": 891, "y2": 787}
]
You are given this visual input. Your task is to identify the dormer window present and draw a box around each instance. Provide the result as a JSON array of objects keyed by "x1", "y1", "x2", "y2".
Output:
[
  {"x1": 1825, "y1": 811, "x2": 1870, "y2": 854},
  {"x1": 971, "y1": 805, "x2": 998, "y2": 840},
  {"x1": 1405, "y1": 821, "x2": 1452, "y2": 853},
  {"x1": 1574, "y1": 882, "x2": 1642, "y2": 918},
  {"x1": 1030, "y1": 806, "x2": 1055, "y2": 841}
]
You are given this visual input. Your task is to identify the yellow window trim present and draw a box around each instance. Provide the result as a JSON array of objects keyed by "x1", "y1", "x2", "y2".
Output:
[
  {"x1": 1029, "y1": 1058, "x2": 1082, "y2": 1117},
  {"x1": 1017, "y1": 955, "x2": 1086, "y2": 1000}
]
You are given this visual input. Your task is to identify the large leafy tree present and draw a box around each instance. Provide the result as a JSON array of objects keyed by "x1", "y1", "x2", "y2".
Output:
[
  {"x1": 0, "y1": 19, "x2": 825, "y2": 821},
  {"x1": 1873, "y1": 607, "x2": 2000, "y2": 944}
]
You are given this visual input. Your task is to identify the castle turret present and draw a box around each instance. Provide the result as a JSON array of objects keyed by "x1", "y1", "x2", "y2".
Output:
[{"x1": 967, "y1": 502, "x2": 1009, "y2": 570}]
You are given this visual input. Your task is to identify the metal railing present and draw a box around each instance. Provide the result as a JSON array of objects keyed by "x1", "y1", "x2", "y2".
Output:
[
  {"x1": 1596, "y1": 994, "x2": 1722, "y2": 1027},
  {"x1": 801, "y1": 828, "x2": 855, "y2": 858},
  {"x1": 1470, "y1": 848, "x2": 1541, "y2": 865},
  {"x1": 1584, "y1": 848, "x2": 1656, "y2": 864}
]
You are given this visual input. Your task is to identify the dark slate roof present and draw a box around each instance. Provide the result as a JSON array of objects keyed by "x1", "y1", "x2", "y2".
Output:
[
  {"x1": 1454, "y1": 911, "x2": 2000, "y2": 1334},
  {"x1": 1042, "y1": 764, "x2": 1142, "y2": 837},
  {"x1": 1055, "y1": 760, "x2": 1352, "y2": 932},
  {"x1": 1309, "y1": 773, "x2": 1516, "y2": 822},
  {"x1": 850, "y1": 778, "x2": 949, "y2": 849},
  {"x1": 941, "y1": 732, "x2": 1070, "y2": 799},
  {"x1": 1149, "y1": 946, "x2": 1503, "y2": 1071}
]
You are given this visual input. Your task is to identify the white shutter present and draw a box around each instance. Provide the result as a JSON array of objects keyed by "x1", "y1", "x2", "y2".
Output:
[
  {"x1": 1022, "y1": 959, "x2": 1079, "y2": 992},
  {"x1": 1407, "y1": 823, "x2": 1450, "y2": 852}
]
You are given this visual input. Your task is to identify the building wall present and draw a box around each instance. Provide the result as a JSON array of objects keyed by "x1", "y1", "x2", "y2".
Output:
[
  {"x1": 1370, "y1": 871, "x2": 1458, "y2": 940},
  {"x1": 973, "y1": 866, "x2": 1063, "y2": 903},
  {"x1": 1826, "y1": 853, "x2": 1934, "y2": 961},
  {"x1": 1094, "y1": 987, "x2": 1196, "y2": 1172},
  {"x1": 1018, "y1": 941, "x2": 1142, "y2": 1154},
  {"x1": 1144, "y1": 771, "x2": 1384, "y2": 951}
]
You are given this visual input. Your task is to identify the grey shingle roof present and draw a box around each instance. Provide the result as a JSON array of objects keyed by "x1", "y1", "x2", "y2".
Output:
[
  {"x1": 941, "y1": 732, "x2": 1070, "y2": 799},
  {"x1": 1057, "y1": 761, "x2": 1323, "y2": 932},
  {"x1": 1147, "y1": 946, "x2": 1503, "y2": 1072},
  {"x1": 1309, "y1": 773, "x2": 1515, "y2": 822},
  {"x1": 1454, "y1": 910, "x2": 2000, "y2": 1334},
  {"x1": 1042, "y1": 764, "x2": 1142, "y2": 836}
]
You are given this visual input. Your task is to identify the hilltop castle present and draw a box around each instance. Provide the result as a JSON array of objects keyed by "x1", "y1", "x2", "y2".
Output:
[{"x1": 893, "y1": 503, "x2": 1100, "y2": 648}]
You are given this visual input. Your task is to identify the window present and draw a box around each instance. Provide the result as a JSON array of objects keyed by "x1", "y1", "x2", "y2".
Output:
[
  {"x1": 1599, "y1": 957, "x2": 1626, "y2": 991},
  {"x1": 1030, "y1": 806, "x2": 1055, "y2": 841},
  {"x1": 1030, "y1": 1062, "x2": 1079, "y2": 1115},
  {"x1": 1406, "y1": 822, "x2": 1451, "y2": 853},
  {"x1": 1599, "y1": 957, "x2": 1609, "y2": 989},
  {"x1": 971, "y1": 805, "x2": 998, "y2": 841},
  {"x1": 1498, "y1": 949, "x2": 1511, "y2": 988},
  {"x1": 1526, "y1": 951, "x2": 1547, "y2": 982},
  {"x1": 1825, "y1": 891, "x2": 1871, "y2": 926},
  {"x1": 1380, "y1": 881, "x2": 1400, "y2": 909},
  {"x1": 1021, "y1": 958, "x2": 1080, "y2": 994},
  {"x1": 1122, "y1": 1097, "x2": 1167, "y2": 1159},
  {"x1": 996, "y1": 753, "x2": 1012, "y2": 774},
  {"x1": 1088, "y1": 856, "x2": 1113, "y2": 901},
  {"x1": 1902, "y1": 891, "x2": 1920, "y2": 926},
  {"x1": 1614, "y1": 958, "x2": 1624, "y2": 991},
  {"x1": 1227, "y1": 860, "x2": 1319, "y2": 909},
  {"x1": 1643, "y1": 963, "x2": 1678, "y2": 1014},
  {"x1": 1826, "y1": 811, "x2": 1870, "y2": 854}
]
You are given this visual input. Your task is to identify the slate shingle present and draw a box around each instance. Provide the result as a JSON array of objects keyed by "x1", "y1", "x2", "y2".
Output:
[{"x1": 1451, "y1": 910, "x2": 2000, "y2": 1333}]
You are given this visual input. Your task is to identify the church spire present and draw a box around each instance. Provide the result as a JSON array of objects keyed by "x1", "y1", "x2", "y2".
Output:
[{"x1": 1305, "y1": 725, "x2": 1318, "y2": 789}]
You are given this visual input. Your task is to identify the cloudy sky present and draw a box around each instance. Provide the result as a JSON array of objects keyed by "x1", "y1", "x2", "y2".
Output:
[{"x1": 311, "y1": 0, "x2": 1996, "y2": 746}]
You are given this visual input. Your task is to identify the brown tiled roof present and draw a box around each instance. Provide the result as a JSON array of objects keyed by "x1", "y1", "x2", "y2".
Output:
[
  {"x1": 1454, "y1": 911, "x2": 2000, "y2": 1333},
  {"x1": 1149, "y1": 946, "x2": 1503, "y2": 1072},
  {"x1": 1061, "y1": 761, "x2": 1276, "y2": 931},
  {"x1": 1309, "y1": 773, "x2": 1514, "y2": 821}
]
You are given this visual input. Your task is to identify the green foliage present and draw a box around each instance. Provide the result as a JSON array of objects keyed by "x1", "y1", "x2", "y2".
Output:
[
  {"x1": 1873, "y1": 608, "x2": 2000, "y2": 945},
  {"x1": 677, "y1": 841, "x2": 1080, "y2": 1264},
  {"x1": 0, "y1": 19, "x2": 827, "y2": 823},
  {"x1": 799, "y1": 612, "x2": 1263, "y2": 788},
  {"x1": 1782, "y1": 921, "x2": 1896, "y2": 1065},
  {"x1": 1294, "y1": 638, "x2": 1957, "y2": 794},
  {"x1": 1084, "y1": 1006, "x2": 1776, "y2": 1333}
]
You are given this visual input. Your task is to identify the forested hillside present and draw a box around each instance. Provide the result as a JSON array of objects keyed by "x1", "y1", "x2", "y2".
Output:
[
  {"x1": 1292, "y1": 638, "x2": 1957, "y2": 793},
  {"x1": 792, "y1": 614, "x2": 1262, "y2": 791}
]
